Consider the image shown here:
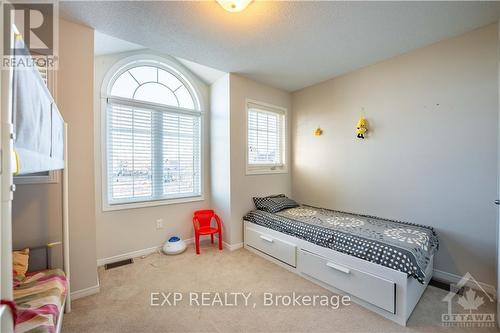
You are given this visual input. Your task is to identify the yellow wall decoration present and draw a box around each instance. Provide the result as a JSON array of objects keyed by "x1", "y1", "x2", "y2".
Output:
[
  {"x1": 356, "y1": 117, "x2": 368, "y2": 139},
  {"x1": 314, "y1": 127, "x2": 323, "y2": 136}
]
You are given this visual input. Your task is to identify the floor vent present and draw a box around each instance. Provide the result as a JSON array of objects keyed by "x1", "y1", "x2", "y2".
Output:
[
  {"x1": 429, "y1": 279, "x2": 464, "y2": 295},
  {"x1": 105, "y1": 258, "x2": 134, "y2": 270}
]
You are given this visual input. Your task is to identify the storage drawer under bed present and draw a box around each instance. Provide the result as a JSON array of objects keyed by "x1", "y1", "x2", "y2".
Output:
[
  {"x1": 298, "y1": 249, "x2": 396, "y2": 314},
  {"x1": 245, "y1": 226, "x2": 297, "y2": 267}
]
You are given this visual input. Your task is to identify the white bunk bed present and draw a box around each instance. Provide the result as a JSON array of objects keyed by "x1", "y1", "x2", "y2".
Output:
[
  {"x1": 12, "y1": 40, "x2": 65, "y2": 175},
  {"x1": 0, "y1": 32, "x2": 70, "y2": 333}
]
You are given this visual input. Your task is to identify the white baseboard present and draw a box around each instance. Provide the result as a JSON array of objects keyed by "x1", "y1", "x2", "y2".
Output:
[
  {"x1": 213, "y1": 235, "x2": 243, "y2": 251},
  {"x1": 97, "y1": 238, "x2": 195, "y2": 266},
  {"x1": 97, "y1": 245, "x2": 161, "y2": 267},
  {"x1": 433, "y1": 269, "x2": 496, "y2": 297},
  {"x1": 224, "y1": 241, "x2": 243, "y2": 251},
  {"x1": 71, "y1": 284, "x2": 100, "y2": 300},
  {"x1": 96, "y1": 237, "x2": 245, "y2": 267}
]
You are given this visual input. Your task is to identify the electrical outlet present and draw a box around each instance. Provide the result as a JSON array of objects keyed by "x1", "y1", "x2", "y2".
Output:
[{"x1": 156, "y1": 219, "x2": 164, "y2": 229}]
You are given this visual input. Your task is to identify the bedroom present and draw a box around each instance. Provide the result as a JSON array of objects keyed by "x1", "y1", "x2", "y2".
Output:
[{"x1": 0, "y1": 1, "x2": 499, "y2": 332}]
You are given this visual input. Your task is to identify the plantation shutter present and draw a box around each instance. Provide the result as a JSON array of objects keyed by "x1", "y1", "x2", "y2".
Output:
[
  {"x1": 36, "y1": 60, "x2": 48, "y2": 86},
  {"x1": 31, "y1": 53, "x2": 49, "y2": 86},
  {"x1": 106, "y1": 102, "x2": 201, "y2": 205},
  {"x1": 247, "y1": 103, "x2": 284, "y2": 166}
]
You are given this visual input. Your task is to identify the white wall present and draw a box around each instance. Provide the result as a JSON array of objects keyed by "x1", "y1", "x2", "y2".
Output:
[
  {"x1": 94, "y1": 50, "x2": 211, "y2": 261},
  {"x1": 292, "y1": 24, "x2": 499, "y2": 286},
  {"x1": 210, "y1": 74, "x2": 232, "y2": 242},
  {"x1": 209, "y1": 74, "x2": 292, "y2": 245}
]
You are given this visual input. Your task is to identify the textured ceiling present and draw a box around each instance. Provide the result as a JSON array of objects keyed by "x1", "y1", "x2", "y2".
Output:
[
  {"x1": 94, "y1": 30, "x2": 144, "y2": 56},
  {"x1": 94, "y1": 31, "x2": 226, "y2": 84},
  {"x1": 61, "y1": 1, "x2": 500, "y2": 91}
]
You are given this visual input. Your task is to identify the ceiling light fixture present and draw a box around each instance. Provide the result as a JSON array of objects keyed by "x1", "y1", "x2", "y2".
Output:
[{"x1": 216, "y1": 0, "x2": 253, "y2": 13}]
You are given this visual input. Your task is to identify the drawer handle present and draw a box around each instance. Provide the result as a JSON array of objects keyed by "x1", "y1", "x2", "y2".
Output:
[
  {"x1": 326, "y1": 262, "x2": 350, "y2": 274},
  {"x1": 259, "y1": 235, "x2": 274, "y2": 243}
]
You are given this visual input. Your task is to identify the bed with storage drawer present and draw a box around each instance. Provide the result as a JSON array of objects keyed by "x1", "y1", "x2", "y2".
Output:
[{"x1": 243, "y1": 202, "x2": 438, "y2": 326}]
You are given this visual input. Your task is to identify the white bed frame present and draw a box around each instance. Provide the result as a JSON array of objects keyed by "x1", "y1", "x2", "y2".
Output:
[
  {"x1": 243, "y1": 220, "x2": 433, "y2": 326},
  {"x1": 0, "y1": 22, "x2": 70, "y2": 333}
]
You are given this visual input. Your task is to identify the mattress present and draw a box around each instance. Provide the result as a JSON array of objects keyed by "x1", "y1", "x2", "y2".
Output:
[
  {"x1": 14, "y1": 269, "x2": 67, "y2": 333},
  {"x1": 12, "y1": 39, "x2": 64, "y2": 175},
  {"x1": 244, "y1": 206, "x2": 439, "y2": 283}
]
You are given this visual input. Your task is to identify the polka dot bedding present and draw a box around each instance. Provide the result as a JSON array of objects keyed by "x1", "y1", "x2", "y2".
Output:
[
  {"x1": 244, "y1": 206, "x2": 439, "y2": 284},
  {"x1": 253, "y1": 195, "x2": 299, "y2": 213}
]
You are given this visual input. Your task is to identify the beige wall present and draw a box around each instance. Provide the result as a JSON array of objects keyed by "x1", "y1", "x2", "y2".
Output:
[
  {"x1": 57, "y1": 19, "x2": 99, "y2": 292},
  {"x1": 12, "y1": 181, "x2": 62, "y2": 253},
  {"x1": 228, "y1": 74, "x2": 292, "y2": 244},
  {"x1": 292, "y1": 24, "x2": 499, "y2": 286},
  {"x1": 94, "y1": 50, "x2": 211, "y2": 261}
]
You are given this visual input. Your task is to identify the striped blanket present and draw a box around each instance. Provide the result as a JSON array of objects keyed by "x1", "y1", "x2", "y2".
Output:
[{"x1": 14, "y1": 269, "x2": 67, "y2": 333}]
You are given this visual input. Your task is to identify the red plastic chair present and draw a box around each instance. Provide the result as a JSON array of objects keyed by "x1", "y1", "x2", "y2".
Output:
[{"x1": 192, "y1": 210, "x2": 223, "y2": 254}]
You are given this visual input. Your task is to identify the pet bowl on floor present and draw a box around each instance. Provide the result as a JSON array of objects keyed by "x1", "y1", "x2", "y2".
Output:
[{"x1": 162, "y1": 236, "x2": 187, "y2": 255}]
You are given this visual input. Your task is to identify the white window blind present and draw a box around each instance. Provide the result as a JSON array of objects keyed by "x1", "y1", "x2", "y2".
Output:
[
  {"x1": 104, "y1": 62, "x2": 202, "y2": 207},
  {"x1": 247, "y1": 102, "x2": 286, "y2": 172},
  {"x1": 107, "y1": 102, "x2": 201, "y2": 205},
  {"x1": 31, "y1": 52, "x2": 49, "y2": 86},
  {"x1": 36, "y1": 60, "x2": 48, "y2": 86}
]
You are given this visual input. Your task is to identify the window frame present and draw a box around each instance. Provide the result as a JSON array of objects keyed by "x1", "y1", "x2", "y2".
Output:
[
  {"x1": 245, "y1": 99, "x2": 288, "y2": 175},
  {"x1": 100, "y1": 55, "x2": 205, "y2": 211}
]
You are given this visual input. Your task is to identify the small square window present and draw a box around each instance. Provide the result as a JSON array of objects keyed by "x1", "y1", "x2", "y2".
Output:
[{"x1": 246, "y1": 100, "x2": 287, "y2": 175}]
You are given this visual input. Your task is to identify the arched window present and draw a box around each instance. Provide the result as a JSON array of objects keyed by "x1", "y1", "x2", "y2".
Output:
[
  {"x1": 110, "y1": 65, "x2": 196, "y2": 109},
  {"x1": 103, "y1": 57, "x2": 202, "y2": 208}
]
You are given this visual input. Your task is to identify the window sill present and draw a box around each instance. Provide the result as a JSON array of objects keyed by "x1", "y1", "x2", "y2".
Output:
[
  {"x1": 246, "y1": 167, "x2": 288, "y2": 176},
  {"x1": 102, "y1": 195, "x2": 205, "y2": 212}
]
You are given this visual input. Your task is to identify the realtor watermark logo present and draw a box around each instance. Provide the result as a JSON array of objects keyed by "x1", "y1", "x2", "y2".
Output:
[
  {"x1": 2, "y1": 0, "x2": 58, "y2": 69},
  {"x1": 441, "y1": 272, "x2": 495, "y2": 328},
  {"x1": 150, "y1": 291, "x2": 351, "y2": 310}
]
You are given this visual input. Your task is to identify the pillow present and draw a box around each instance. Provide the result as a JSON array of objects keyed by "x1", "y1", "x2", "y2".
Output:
[
  {"x1": 253, "y1": 195, "x2": 299, "y2": 213},
  {"x1": 12, "y1": 248, "x2": 29, "y2": 278},
  {"x1": 252, "y1": 194, "x2": 285, "y2": 208}
]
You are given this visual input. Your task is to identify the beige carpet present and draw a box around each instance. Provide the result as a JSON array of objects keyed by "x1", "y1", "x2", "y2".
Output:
[{"x1": 62, "y1": 243, "x2": 497, "y2": 333}]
